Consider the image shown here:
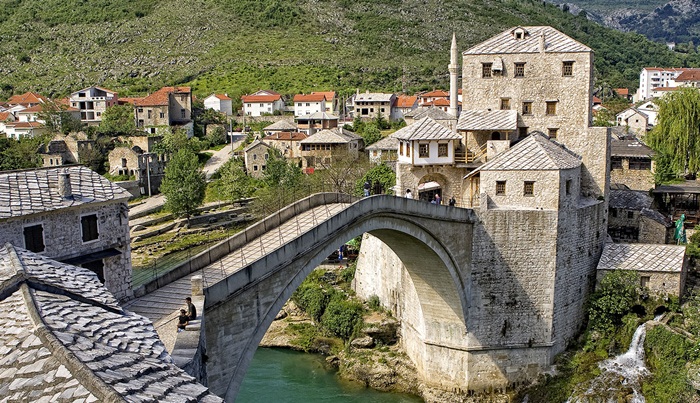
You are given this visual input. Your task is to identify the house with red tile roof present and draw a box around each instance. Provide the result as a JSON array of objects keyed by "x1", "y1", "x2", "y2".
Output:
[
  {"x1": 294, "y1": 93, "x2": 327, "y2": 117},
  {"x1": 69, "y1": 86, "x2": 119, "y2": 126},
  {"x1": 613, "y1": 88, "x2": 632, "y2": 101},
  {"x1": 134, "y1": 86, "x2": 193, "y2": 136},
  {"x1": 241, "y1": 90, "x2": 285, "y2": 117},
  {"x1": 311, "y1": 91, "x2": 338, "y2": 114},
  {"x1": 674, "y1": 69, "x2": 700, "y2": 88},
  {"x1": 7, "y1": 92, "x2": 48, "y2": 108},
  {"x1": 3, "y1": 121, "x2": 46, "y2": 139},
  {"x1": 418, "y1": 90, "x2": 450, "y2": 106},
  {"x1": 204, "y1": 94, "x2": 233, "y2": 116},
  {"x1": 638, "y1": 67, "x2": 697, "y2": 101},
  {"x1": 263, "y1": 131, "x2": 308, "y2": 161},
  {"x1": 0, "y1": 111, "x2": 16, "y2": 135},
  {"x1": 421, "y1": 98, "x2": 462, "y2": 114},
  {"x1": 393, "y1": 95, "x2": 419, "y2": 119}
]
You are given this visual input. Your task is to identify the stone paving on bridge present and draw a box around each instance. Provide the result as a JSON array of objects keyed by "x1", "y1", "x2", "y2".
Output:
[{"x1": 123, "y1": 202, "x2": 352, "y2": 333}]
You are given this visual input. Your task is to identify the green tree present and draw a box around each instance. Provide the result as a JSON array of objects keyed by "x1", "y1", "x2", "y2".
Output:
[
  {"x1": 153, "y1": 128, "x2": 202, "y2": 154},
  {"x1": 161, "y1": 149, "x2": 206, "y2": 221},
  {"x1": 587, "y1": 270, "x2": 640, "y2": 333},
  {"x1": 356, "y1": 163, "x2": 395, "y2": 196},
  {"x1": 0, "y1": 137, "x2": 44, "y2": 171},
  {"x1": 360, "y1": 123, "x2": 382, "y2": 146},
  {"x1": 218, "y1": 158, "x2": 256, "y2": 201},
  {"x1": 97, "y1": 104, "x2": 137, "y2": 136},
  {"x1": 646, "y1": 88, "x2": 700, "y2": 180},
  {"x1": 37, "y1": 100, "x2": 84, "y2": 134}
]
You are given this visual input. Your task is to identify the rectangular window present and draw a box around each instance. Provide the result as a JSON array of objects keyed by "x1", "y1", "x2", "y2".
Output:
[
  {"x1": 137, "y1": 108, "x2": 143, "y2": 113},
  {"x1": 562, "y1": 61, "x2": 574, "y2": 77},
  {"x1": 81, "y1": 214, "x2": 99, "y2": 243},
  {"x1": 640, "y1": 276, "x2": 650, "y2": 288},
  {"x1": 306, "y1": 103, "x2": 310, "y2": 106},
  {"x1": 419, "y1": 144, "x2": 429, "y2": 158},
  {"x1": 159, "y1": 112, "x2": 164, "y2": 119},
  {"x1": 482, "y1": 63, "x2": 492, "y2": 78},
  {"x1": 548, "y1": 128, "x2": 558, "y2": 139},
  {"x1": 400, "y1": 142, "x2": 404, "y2": 156},
  {"x1": 496, "y1": 181, "x2": 506, "y2": 195},
  {"x1": 253, "y1": 165, "x2": 258, "y2": 171},
  {"x1": 566, "y1": 179, "x2": 572, "y2": 195},
  {"x1": 514, "y1": 63, "x2": 525, "y2": 77},
  {"x1": 500, "y1": 98, "x2": 510, "y2": 110},
  {"x1": 522, "y1": 102, "x2": 532, "y2": 115},
  {"x1": 406, "y1": 143, "x2": 410, "y2": 155},
  {"x1": 627, "y1": 211, "x2": 634, "y2": 219},
  {"x1": 438, "y1": 143, "x2": 448, "y2": 157},
  {"x1": 147, "y1": 110, "x2": 152, "y2": 119},
  {"x1": 629, "y1": 160, "x2": 652, "y2": 170},
  {"x1": 546, "y1": 101, "x2": 557, "y2": 115},
  {"x1": 612, "y1": 208, "x2": 618, "y2": 218},
  {"x1": 611, "y1": 157, "x2": 623, "y2": 170},
  {"x1": 181, "y1": 109, "x2": 186, "y2": 119},
  {"x1": 524, "y1": 181, "x2": 534, "y2": 196},
  {"x1": 23, "y1": 224, "x2": 45, "y2": 253}
]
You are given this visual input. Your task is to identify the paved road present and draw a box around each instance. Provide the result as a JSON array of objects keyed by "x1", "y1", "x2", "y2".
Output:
[
  {"x1": 123, "y1": 202, "x2": 351, "y2": 330},
  {"x1": 203, "y1": 134, "x2": 246, "y2": 180}
]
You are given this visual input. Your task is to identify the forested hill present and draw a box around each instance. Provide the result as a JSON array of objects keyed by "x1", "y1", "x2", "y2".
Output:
[{"x1": 1, "y1": 0, "x2": 700, "y2": 102}]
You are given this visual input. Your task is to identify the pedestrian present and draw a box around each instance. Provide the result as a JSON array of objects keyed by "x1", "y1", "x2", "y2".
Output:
[
  {"x1": 185, "y1": 297, "x2": 197, "y2": 320},
  {"x1": 338, "y1": 245, "x2": 344, "y2": 261},
  {"x1": 177, "y1": 309, "x2": 189, "y2": 332},
  {"x1": 405, "y1": 188, "x2": 412, "y2": 199},
  {"x1": 434, "y1": 193, "x2": 441, "y2": 205},
  {"x1": 449, "y1": 195, "x2": 456, "y2": 206},
  {"x1": 363, "y1": 181, "x2": 370, "y2": 197}
]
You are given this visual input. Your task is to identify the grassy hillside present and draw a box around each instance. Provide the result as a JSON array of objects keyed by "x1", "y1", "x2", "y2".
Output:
[{"x1": 1, "y1": 0, "x2": 699, "y2": 104}]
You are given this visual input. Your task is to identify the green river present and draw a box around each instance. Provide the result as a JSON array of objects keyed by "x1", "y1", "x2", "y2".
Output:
[{"x1": 237, "y1": 348, "x2": 424, "y2": 403}]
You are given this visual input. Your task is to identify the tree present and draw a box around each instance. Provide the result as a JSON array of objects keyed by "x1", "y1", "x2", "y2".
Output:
[
  {"x1": 356, "y1": 163, "x2": 396, "y2": 196},
  {"x1": 0, "y1": 137, "x2": 44, "y2": 171},
  {"x1": 97, "y1": 104, "x2": 138, "y2": 136},
  {"x1": 37, "y1": 100, "x2": 84, "y2": 134},
  {"x1": 153, "y1": 128, "x2": 202, "y2": 155},
  {"x1": 360, "y1": 123, "x2": 382, "y2": 146},
  {"x1": 587, "y1": 270, "x2": 639, "y2": 332},
  {"x1": 645, "y1": 88, "x2": 700, "y2": 180},
  {"x1": 218, "y1": 158, "x2": 256, "y2": 201},
  {"x1": 316, "y1": 149, "x2": 370, "y2": 194},
  {"x1": 161, "y1": 149, "x2": 206, "y2": 221}
]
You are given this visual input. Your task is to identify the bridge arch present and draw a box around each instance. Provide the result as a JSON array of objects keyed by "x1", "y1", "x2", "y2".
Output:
[{"x1": 203, "y1": 196, "x2": 475, "y2": 400}]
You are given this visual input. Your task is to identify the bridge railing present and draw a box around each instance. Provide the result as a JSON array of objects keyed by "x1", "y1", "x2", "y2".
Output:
[{"x1": 132, "y1": 192, "x2": 358, "y2": 298}]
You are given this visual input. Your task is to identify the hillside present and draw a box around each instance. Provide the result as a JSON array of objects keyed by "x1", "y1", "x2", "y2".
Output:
[{"x1": 1, "y1": 0, "x2": 700, "y2": 104}]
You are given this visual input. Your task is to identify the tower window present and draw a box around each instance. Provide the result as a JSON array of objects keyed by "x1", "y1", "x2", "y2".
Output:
[
  {"x1": 23, "y1": 224, "x2": 45, "y2": 253},
  {"x1": 496, "y1": 181, "x2": 506, "y2": 195},
  {"x1": 546, "y1": 101, "x2": 557, "y2": 115},
  {"x1": 523, "y1": 181, "x2": 534, "y2": 196},
  {"x1": 482, "y1": 63, "x2": 493, "y2": 78},
  {"x1": 562, "y1": 61, "x2": 574, "y2": 77},
  {"x1": 522, "y1": 102, "x2": 532, "y2": 115},
  {"x1": 514, "y1": 63, "x2": 525, "y2": 78},
  {"x1": 81, "y1": 214, "x2": 99, "y2": 243},
  {"x1": 548, "y1": 128, "x2": 558, "y2": 139},
  {"x1": 500, "y1": 98, "x2": 511, "y2": 110}
]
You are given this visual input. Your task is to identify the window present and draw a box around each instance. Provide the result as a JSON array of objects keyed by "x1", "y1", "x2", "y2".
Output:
[
  {"x1": 514, "y1": 63, "x2": 525, "y2": 77},
  {"x1": 253, "y1": 154, "x2": 257, "y2": 160},
  {"x1": 247, "y1": 104, "x2": 251, "y2": 108},
  {"x1": 640, "y1": 276, "x2": 650, "y2": 288},
  {"x1": 78, "y1": 92, "x2": 85, "y2": 97},
  {"x1": 496, "y1": 181, "x2": 506, "y2": 195},
  {"x1": 438, "y1": 143, "x2": 448, "y2": 157},
  {"x1": 627, "y1": 211, "x2": 634, "y2": 219},
  {"x1": 121, "y1": 158, "x2": 127, "y2": 168},
  {"x1": 500, "y1": 98, "x2": 510, "y2": 110},
  {"x1": 297, "y1": 103, "x2": 302, "y2": 107},
  {"x1": 629, "y1": 160, "x2": 652, "y2": 170},
  {"x1": 147, "y1": 110, "x2": 152, "y2": 119},
  {"x1": 566, "y1": 179, "x2": 572, "y2": 195},
  {"x1": 406, "y1": 143, "x2": 410, "y2": 155},
  {"x1": 160, "y1": 112, "x2": 164, "y2": 119},
  {"x1": 546, "y1": 101, "x2": 557, "y2": 115},
  {"x1": 138, "y1": 120, "x2": 144, "y2": 128},
  {"x1": 548, "y1": 128, "x2": 558, "y2": 139},
  {"x1": 180, "y1": 94, "x2": 187, "y2": 101},
  {"x1": 611, "y1": 208, "x2": 618, "y2": 218},
  {"x1": 524, "y1": 181, "x2": 534, "y2": 196},
  {"x1": 373, "y1": 150, "x2": 378, "y2": 156},
  {"x1": 181, "y1": 109, "x2": 186, "y2": 119},
  {"x1": 522, "y1": 102, "x2": 532, "y2": 115},
  {"x1": 306, "y1": 103, "x2": 310, "y2": 107},
  {"x1": 482, "y1": 63, "x2": 493, "y2": 78},
  {"x1": 137, "y1": 108, "x2": 143, "y2": 113},
  {"x1": 419, "y1": 144, "x2": 429, "y2": 158},
  {"x1": 81, "y1": 214, "x2": 99, "y2": 243},
  {"x1": 253, "y1": 165, "x2": 258, "y2": 171},
  {"x1": 562, "y1": 61, "x2": 574, "y2": 77},
  {"x1": 264, "y1": 153, "x2": 269, "y2": 160},
  {"x1": 23, "y1": 224, "x2": 45, "y2": 253},
  {"x1": 611, "y1": 157, "x2": 623, "y2": 170},
  {"x1": 400, "y1": 142, "x2": 403, "y2": 156}
]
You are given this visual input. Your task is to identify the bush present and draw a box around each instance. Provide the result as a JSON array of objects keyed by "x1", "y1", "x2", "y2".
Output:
[
  {"x1": 321, "y1": 294, "x2": 365, "y2": 340},
  {"x1": 292, "y1": 282, "x2": 331, "y2": 322},
  {"x1": 340, "y1": 263, "x2": 356, "y2": 284},
  {"x1": 643, "y1": 326, "x2": 697, "y2": 402},
  {"x1": 587, "y1": 270, "x2": 640, "y2": 333},
  {"x1": 368, "y1": 295, "x2": 381, "y2": 311}
]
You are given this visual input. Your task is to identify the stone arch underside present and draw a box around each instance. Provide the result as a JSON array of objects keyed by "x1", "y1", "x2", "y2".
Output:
[{"x1": 203, "y1": 198, "x2": 473, "y2": 401}]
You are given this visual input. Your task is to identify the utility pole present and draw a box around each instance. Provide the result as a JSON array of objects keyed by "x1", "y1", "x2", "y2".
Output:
[{"x1": 146, "y1": 155, "x2": 152, "y2": 197}]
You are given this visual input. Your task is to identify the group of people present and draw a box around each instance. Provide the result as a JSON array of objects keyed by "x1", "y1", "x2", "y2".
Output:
[
  {"x1": 177, "y1": 297, "x2": 197, "y2": 332},
  {"x1": 404, "y1": 189, "x2": 456, "y2": 206}
]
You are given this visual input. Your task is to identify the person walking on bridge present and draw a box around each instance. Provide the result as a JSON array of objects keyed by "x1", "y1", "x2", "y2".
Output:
[{"x1": 363, "y1": 181, "x2": 370, "y2": 197}]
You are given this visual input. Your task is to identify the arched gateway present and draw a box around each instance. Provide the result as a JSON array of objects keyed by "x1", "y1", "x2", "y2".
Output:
[{"x1": 202, "y1": 195, "x2": 476, "y2": 401}]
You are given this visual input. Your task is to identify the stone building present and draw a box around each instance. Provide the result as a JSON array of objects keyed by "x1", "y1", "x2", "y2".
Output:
[
  {"x1": 134, "y1": 86, "x2": 193, "y2": 136},
  {"x1": 616, "y1": 108, "x2": 649, "y2": 135},
  {"x1": 263, "y1": 131, "x2": 307, "y2": 165},
  {"x1": 596, "y1": 242, "x2": 687, "y2": 298},
  {"x1": 38, "y1": 133, "x2": 95, "y2": 167},
  {"x1": 355, "y1": 26, "x2": 610, "y2": 395},
  {"x1": 354, "y1": 91, "x2": 396, "y2": 121},
  {"x1": 263, "y1": 119, "x2": 298, "y2": 136},
  {"x1": 298, "y1": 128, "x2": 363, "y2": 170},
  {"x1": 0, "y1": 166, "x2": 133, "y2": 300},
  {"x1": 366, "y1": 135, "x2": 398, "y2": 166},
  {"x1": 608, "y1": 188, "x2": 672, "y2": 244},
  {"x1": 610, "y1": 138, "x2": 654, "y2": 191},
  {"x1": 243, "y1": 139, "x2": 273, "y2": 178},
  {"x1": 0, "y1": 244, "x2": 222, "y2": 402},
  {"x1": 108, "y1": 146, "x2": 167, "y2": 196}
]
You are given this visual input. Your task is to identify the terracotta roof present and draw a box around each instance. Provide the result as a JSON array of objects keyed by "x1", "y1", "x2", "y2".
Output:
[
  {"x1": 294, "y1": 93, "x2": 326, "y2": 102},
  {"x1": 675, "y1": 69, "x2": 700, "y2": 82},
  {"x1": 7, "y1": 121, "x2": 43, "y2": 128},
  {"x1": 134, "y1": 86, "x2": 190, "y2": 107},
  {"x1": 118, "y1": 97, "x2": 143, "y2": 105},
  {"x1": 311, "y1": 91, "x2": 336, "y2": 100},
  {"x1": 0, "y1": 112, "x2": 13, "y2": 121},
  {"x1": 592, "y1": 96, "x2": 602, "y2": 104},
  {"x1": 464, "y1": 26, "x2": 591, "y2": 54},
  {"x1": 241, "y1": 94, "x2": 282, "y2": 103},
  {"x1": 422, "y1": 98, "x2": 455, "y2": 107},
  {"x1": 396, "y1": 95, "x2": 418, "y2": 108},
  {"x1": 457, "y1": 110, "x2": 518, "y2": 131},
  {"x1": 16, "y1": 105, "x2": 44, "y2": 113},
  {"x1": 392, "y1": 117, "x2": 461, "y2": 141},
  {"x1": 0, "y1": 166, "x2": 130, "y2": 219},
  {"x1": 614, "y1": 88, "x2": 630, "y2": 96},
  {"x1": 652, "y1": 86, "x2": 678, "y2": 92},
  {"x1": 420, "y1": 90, "x2": 449, "y2": 98},
  {"x1": 264, "y1": 120, "x2": 298, "y2": 131},
  {"x1": 643, "y1": 67, "x2": 688, "y2": 72},
  {"x1": 0, "y1": 244, "x2": 223, "y2": 403},
  {"x1": 597, "y1": 243, "x2": 686, "y2": 273},
  {"x1": 214, "y1": 93, "x2": 231, "y2": 100},
  {"x1": 7, "y1": 92, "x2": 48, "y2": 106},
  {"x1": 264, "y1": 131, "x2": 308, "y2": 141}
]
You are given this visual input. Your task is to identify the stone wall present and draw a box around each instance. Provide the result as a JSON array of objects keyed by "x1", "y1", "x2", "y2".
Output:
[
  {"x1": 480, "y1": 168, "x2": 578, "y2": 210},
  {"x1": 597, "y1": 268, "x2": 686, "y2": 298},
  {"x1": 395, "y1": 163, "x2": 467, "y2": 203},
  {"x1": 639, "y1": 216, "x2": 671, "y2": 244},
  {"x1": 610, "y1": 159, "x2": 654, "y2": 191}
]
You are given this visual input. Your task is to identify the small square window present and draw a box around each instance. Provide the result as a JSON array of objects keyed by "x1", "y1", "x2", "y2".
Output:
[
  {"x1": 548, "y1": 128, "x2": 558, "y2": 139},
  {"x1": 562, "y1": 61, "x2": 574, "y2": 77},
  {"x1": 546, "y1": 101, "x2": 557, "y2": 115},
  {"x1": 611, "y1": 158, "x2": 623, "y2": 170},
  {"x1": 524, "y1": 181, "x2": 534, "y2": 196},
  {"x1": 522, "y1": 102, "x2": 532, "y2": 115},
  {"x1": 23, "y1": 224, "x2": 45, "y2": 253},
  {"x1": 81, "y1": 214, "x2": 99, "y2": 243},
  {"x1": 496, "y1": 181, "x2": 506, "y2": 195},
  {"x1": 419, "y1": 144, "x2": 429, "y2": 158},
  {"x1": 438, "y1": 143, "x2": 448, "y2": 157},
  {"x1": 627, "y1": 211, "x2": 634, "y2": 219},
  {"x1": 500, "y1": 98, "x2": 510, "y2": 110},
  {"x1": 482, "y1": 63, "x2": 493, "y2": 78},
  {"x1": 514, "y1": 63, "x2": 525, "y2": 78},
  {"x1": 253, "y1": 165, "x2": 258, "y2": 171}
]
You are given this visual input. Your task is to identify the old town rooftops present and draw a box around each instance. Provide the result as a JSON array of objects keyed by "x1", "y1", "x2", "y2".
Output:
[
  {"x1": 464, "y1": 26, "x2": 591, "y2": 55},
  {"x1": 300, "y1": 128, "x2": 362, "y2": 144},
  {"x1": 392, "y1": 117, "x2": 461, "y2": 141},
  {"x1": 0, "y1": 166, "x2": 130, "y2": 219},
  {"x1": 0, "y1": 243, "x2": 223, "y2": 402},
  {"x1": 597, "y1": 242, "x2": 686, "y2": 273},
  {"x1": 134, "y1": 86, "x2": 190, "y2": 107},
  {"x1": 457, "y1": 110, "x2": 518, "y2": 131},
  {"x1": 264, "y1": 120, "x2": 298, "y2": 131}
]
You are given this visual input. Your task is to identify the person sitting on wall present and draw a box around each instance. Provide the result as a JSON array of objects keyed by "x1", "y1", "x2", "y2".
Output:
[
  {"x1": 449, "y1": 195, "x2": 456, "y2": 206},
  {"x1": 405, "y1": 189, "x2": 412, "y2": 199},
  {"x1": 185, "y1": 297, "x2": 197, "y2": 320},
  {"x1": 177, "y1": 309, "x2": 189, "y2": 332}
]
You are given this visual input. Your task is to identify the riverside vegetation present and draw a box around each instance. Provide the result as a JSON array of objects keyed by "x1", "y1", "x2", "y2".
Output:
[{"x1": 3, "y1": 0, "x2": 700, "y2": 102}]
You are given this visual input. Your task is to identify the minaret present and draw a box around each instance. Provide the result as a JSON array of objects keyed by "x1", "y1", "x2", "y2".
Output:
[{"x1": 449, "y1": 32, "x2": 459, "y2": 118}]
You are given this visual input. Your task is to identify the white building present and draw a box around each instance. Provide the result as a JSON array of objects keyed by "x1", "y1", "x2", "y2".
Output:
[
  {"x1": 294, "y1": 93, "x2": 326, "y2": 117},
  {"x1": 637, "y1": 67, "x2": 698, "y2": 101},
  {"x1": 204, "y1": 94, "x2": 233, "y2": 116},
  {"x1": 395, "y1": 117, "x2": 461, "y2": 166},
  {"x1": 241, "y1": 90, "x2": 285, "y2": 117},
  {"x1": 637, "y1": 100, "x2": 659, "y2": 126},
  {"x1": 69, "y1": 86, "x2": 119, "y2": 126}
]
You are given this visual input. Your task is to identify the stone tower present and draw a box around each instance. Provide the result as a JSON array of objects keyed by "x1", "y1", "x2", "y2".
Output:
[{"x1": 449, "y1": 32, "x2": 459, "y2": 118}]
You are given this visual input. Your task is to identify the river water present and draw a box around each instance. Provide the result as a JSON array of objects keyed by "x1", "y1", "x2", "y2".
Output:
[{"x1": 237, "y1": 348, "x2": 424, "y2": 403}]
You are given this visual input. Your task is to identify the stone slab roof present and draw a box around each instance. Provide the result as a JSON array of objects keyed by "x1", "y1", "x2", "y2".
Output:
[
  {"x1": 305, "y1": 111, "x2": 339, "y2": 120},
  {"x1": 299, "y1": 128, "x2": 362, "y2": 144},
  {"x1": 392, "y1": 117, "x2": 461, "y2": 141},
  {"x1": 654, "y1": 180, "x2": 700, "y2": 194},
  {"x1": 641, "y1": 207, "x2": 673, "y2": 227},
  {"x1": 365, "y1": 135, "x2": 398, "y2": 151},
  {"x1": 243, "y1": 139, "x2": 273, "y2": 153},
  {"x1": 597, "y1": 242, "x2": 686, "y2": 273},
  {"x1": 457, "y1": 110, "x2": 518, "y2": 131},
  {"x1": 469, "y1": 132, "x2": 580, "y2": 175},
  {"x1": 355, "y1": 92, "x2": 394, "y2": 103},
  {"x1": 0, "y1": 166, "x2": 130, "y2": 220},
  {"x1": 611, "y1": 140, "x2": 654, "y2": 158},
  {"x1": 609, "y1": 189, "x2": 652, "y2": 211},
  {"x1": 405, "y1": 107, "x2": 454, "y2": 121},
  {"x1": 264, "y1": 120, "x2": 298, "y2": 131},
  {"x1": 464, "y1": 26, "x2": 591, "y2": 54},
  {"x1": 0, "y1": 244, "x2": 223, "y2": 402}
]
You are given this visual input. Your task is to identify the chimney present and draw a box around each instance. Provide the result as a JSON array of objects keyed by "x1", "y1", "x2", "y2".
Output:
[
  {"x1": 58, "y1": 169, "x2": 72, "y2": 199},
  {"x1": 539, "y1": 33, "x2": 546, "y2": 53}
]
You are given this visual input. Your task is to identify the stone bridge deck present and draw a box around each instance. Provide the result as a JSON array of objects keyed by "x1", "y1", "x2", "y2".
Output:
[{"x1": 123, "y1": 200, "x2": 352, "y2": 325}]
